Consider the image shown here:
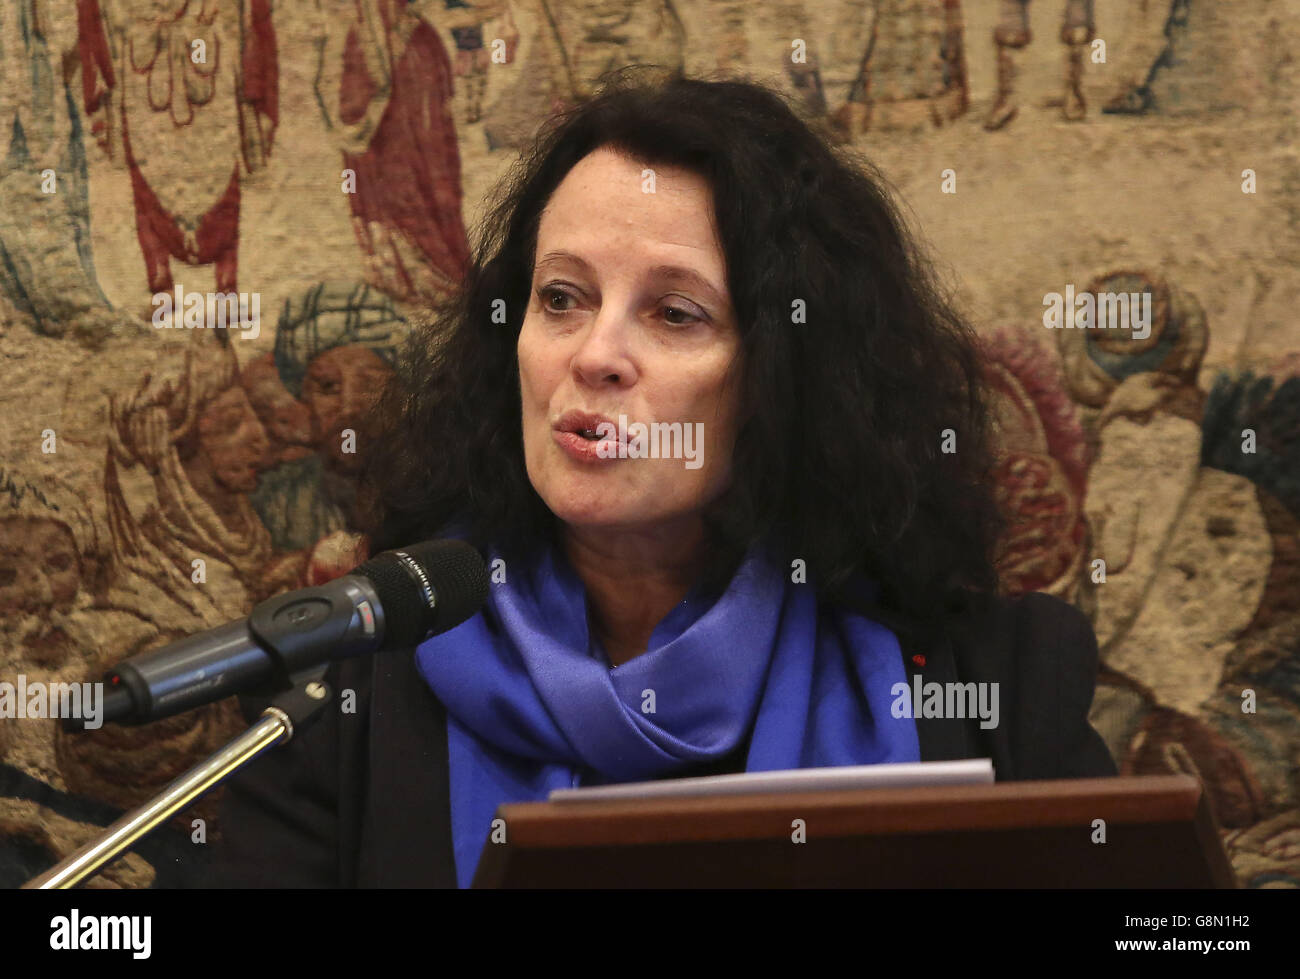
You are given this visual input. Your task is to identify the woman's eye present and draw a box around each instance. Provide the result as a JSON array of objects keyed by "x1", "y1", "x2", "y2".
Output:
[
  {"x1": 663, "y1": 305, "x2": 702, "y2": 326},
  {"x1": 539, "y1": 287, "x2": 574, "y2": 312},
  {"x1": 537, "y1": 286, "x2": 701, "y2": 325}
]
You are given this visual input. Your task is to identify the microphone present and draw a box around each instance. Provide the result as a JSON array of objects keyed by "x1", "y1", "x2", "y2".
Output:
[{"x1": 70, "y1": 538, "x2": 490, "y2": 729}]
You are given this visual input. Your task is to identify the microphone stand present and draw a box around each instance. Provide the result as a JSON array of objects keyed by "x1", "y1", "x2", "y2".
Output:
[{"x1": 22, "y1": 671, "x2": 332, "y2": 889}]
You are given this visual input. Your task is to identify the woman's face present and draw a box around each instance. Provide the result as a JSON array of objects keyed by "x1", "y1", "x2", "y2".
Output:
[{"x1": 517, "y1": 146, "x2": 742, "y2": 534}]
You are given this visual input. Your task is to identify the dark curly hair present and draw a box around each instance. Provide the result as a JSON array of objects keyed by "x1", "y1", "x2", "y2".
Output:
[{"x1": 359, "y1": 67, "x2": 1004, "y2": 632}]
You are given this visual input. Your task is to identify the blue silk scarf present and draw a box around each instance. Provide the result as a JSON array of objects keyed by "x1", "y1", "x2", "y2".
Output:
[{"x1": 414, "y1": 539, "x2": 920, "y2": 887}]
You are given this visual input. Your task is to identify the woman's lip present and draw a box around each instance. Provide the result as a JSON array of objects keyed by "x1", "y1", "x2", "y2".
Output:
[
  {"x1": 553, "y1": 429, "x2": 624, "y2": 463},
  {"x1": 556, "y1": 410, "x2": 618, "y2": 434}
]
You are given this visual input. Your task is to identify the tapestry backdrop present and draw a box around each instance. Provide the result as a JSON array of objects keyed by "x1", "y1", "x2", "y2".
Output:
[{"x1": 1, "y1": 0, "x2": 1298, "y2": 888}]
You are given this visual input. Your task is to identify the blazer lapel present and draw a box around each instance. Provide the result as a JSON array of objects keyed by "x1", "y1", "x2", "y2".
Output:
[{"x1": 899, "y1": 627, "x2": 981, "y2": 763}]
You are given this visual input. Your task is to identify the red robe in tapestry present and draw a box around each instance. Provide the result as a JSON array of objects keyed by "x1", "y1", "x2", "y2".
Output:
[
  {"x1": 77, "y1": 0, "x2": 277, "y2": 295},
  {"x1": 334, "y1": 0, "x2": 471, "y2": 302}
]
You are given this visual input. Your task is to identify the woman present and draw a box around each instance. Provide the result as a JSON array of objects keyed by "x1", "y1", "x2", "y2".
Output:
[{"x1": 211, "y1": 68, "x2": 1116, "y2": 889}]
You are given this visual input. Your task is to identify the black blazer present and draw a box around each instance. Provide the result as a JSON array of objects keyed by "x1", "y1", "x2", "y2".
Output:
[{"x1": 208, "y1": 590, "x2": 1117, "y2": 887}]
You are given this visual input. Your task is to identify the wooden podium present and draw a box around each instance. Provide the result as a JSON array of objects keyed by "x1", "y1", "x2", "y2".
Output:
[{"x1": 471, "y1": 774, "x2": 1237, "y2": 887}]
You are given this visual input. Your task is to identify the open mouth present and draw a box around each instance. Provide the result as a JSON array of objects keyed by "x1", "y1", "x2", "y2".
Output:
[{"x1": 556, "y1": 410, "x2": 621, "y2": 443}]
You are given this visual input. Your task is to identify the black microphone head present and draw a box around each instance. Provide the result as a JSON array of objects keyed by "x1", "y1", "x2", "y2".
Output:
[{"x1": 354, "y1": 538, "x2": 490, "y2": 649}]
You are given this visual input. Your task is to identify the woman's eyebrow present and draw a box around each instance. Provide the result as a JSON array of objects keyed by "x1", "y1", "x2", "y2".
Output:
[
  {"x1": 534, "y1": 250, "x2": 727, "y2": 305},
  {"x1": 647, "y1": 265, "x2": 728, "y2": 306},
  {"x1": 533, "y1": 250, "x2": 586, "y2": 273}
]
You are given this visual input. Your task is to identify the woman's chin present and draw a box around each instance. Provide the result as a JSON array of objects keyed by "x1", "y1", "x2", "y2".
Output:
[
  {"x1": 550, "y1": 503, "x2": 640, "y2": 530},
  {"x1": 547, "y1": 495, "x2": 674, "y2": 532}
]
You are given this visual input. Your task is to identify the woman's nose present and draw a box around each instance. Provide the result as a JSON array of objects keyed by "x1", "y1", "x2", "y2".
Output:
[{"x1": 571, "y1": 308, "x2": 637, "y2": 386}]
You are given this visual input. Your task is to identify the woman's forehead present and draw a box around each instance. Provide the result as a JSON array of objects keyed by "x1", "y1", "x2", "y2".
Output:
[{"x1": 539, "y1": 149, "x2": 717, "y2": 237}]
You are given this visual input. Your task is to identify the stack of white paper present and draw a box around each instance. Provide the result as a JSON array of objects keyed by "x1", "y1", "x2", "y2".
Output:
[{"x1": 547, "y1": 758, "x2": 995, "y2": 802}]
